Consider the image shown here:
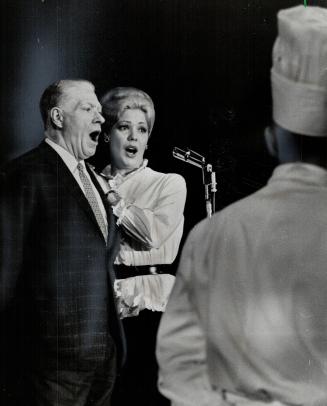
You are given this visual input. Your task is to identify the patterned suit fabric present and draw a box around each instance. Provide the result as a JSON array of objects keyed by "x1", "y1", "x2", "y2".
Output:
[
  {"x1": 78, "y1": 163, "x2": 108, "y2": 241},
  {"x1": 0, "y1": 141, "x2": 124, "y2": 405}
]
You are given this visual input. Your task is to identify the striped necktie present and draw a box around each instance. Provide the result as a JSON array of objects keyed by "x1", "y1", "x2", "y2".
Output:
[{"x1": 77, "y1": 163, "x2": 108, "y2": 242}]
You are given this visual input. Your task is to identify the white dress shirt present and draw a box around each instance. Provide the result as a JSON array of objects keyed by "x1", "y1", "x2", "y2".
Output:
[{"x1": 45, "y1": 138, "x2": 107, "y2": 226}]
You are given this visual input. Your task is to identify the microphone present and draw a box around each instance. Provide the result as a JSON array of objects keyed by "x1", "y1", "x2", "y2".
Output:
[
  {"x1": 172, "y1": 147, "x2": 205, "y2": 169},
  {"x1": 173, "y1": 146, "x2": 217, "y2": 217}
]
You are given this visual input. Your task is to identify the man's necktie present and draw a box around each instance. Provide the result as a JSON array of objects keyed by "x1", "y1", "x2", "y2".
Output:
[{"x1": 77, "y1": 163, "x2": 108, "y2": 242}]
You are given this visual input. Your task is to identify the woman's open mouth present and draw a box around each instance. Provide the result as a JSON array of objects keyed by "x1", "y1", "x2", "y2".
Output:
[{"x1": 125, "y1": 145, "x2": 138, "y2": 157}]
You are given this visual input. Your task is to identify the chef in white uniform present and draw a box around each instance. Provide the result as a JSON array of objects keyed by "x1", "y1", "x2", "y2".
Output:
[{"x1": 156, "y1": 6, "x2": 327, "y2": 406}]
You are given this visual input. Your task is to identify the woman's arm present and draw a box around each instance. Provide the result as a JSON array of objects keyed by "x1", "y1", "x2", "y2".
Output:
[{"x1": 112, "y1": 174, "x2": 186, "y2": 249}]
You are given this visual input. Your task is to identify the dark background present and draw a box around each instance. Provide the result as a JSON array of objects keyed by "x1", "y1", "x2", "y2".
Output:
[{"x1": 1, "y1": 0, "x2": 327, "y2": 234}]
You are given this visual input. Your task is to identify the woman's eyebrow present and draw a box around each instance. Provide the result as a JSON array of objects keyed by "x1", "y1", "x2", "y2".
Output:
[{"x1": 117, "y1": 120, "x2": 147, "y2": 125}]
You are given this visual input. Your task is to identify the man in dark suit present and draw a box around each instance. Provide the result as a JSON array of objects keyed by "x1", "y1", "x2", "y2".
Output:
[{"x1": 0, "y1": 79, "x2": 124, "y2": 406}]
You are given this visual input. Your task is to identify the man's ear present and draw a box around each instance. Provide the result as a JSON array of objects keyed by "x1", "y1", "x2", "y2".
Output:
[
  {"x1": 264, "y1": 126, "x2": 278, "y2": 157},
  {"x1": 50, "y1": 107, "x2": 64, "y2": 128}
]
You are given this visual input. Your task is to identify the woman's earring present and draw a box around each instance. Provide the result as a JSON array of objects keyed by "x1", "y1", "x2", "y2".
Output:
[
  {"x1": 104, "y1": 134, "x2": 110, "y2": 143},
  {"x1": 145, "y1": 145, "x2": 148, "y2": 150}
]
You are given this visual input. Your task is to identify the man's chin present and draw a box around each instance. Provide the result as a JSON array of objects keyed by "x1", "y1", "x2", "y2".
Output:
[{"x1": 83, "y1": 145, "x2": 97, "y2": 159}]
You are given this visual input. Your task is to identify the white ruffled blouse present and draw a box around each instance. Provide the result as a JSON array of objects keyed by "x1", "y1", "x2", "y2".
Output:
[{"x1": 95, "y1": 160, "x2": 187, "y2": 318}]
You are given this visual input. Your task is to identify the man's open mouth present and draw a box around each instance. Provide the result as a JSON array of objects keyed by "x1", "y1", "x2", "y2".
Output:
[{"x1": 89, "y1": 131, "x2": 100, "y2": 142}]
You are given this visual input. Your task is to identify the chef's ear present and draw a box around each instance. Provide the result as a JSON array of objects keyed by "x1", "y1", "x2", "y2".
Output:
[{"x1": 264, "y1": 126, "x2": 278, "y2": 157}]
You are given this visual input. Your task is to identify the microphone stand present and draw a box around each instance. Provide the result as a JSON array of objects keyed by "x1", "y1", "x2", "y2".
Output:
[{"x1": 173, "y1": 147, "x2": 217, "y2": 218}]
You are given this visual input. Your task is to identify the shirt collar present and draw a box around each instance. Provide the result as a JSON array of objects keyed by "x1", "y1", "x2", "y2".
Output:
[
  {"x1": 269, "y1": 162, "x2": 327, "y2": 187},
  {"x1": 100, "y1": 159, "x2": 148, "y2": 181},
  {"x1": 45, "y1": 137, "x2": 83, "y2": 173}
]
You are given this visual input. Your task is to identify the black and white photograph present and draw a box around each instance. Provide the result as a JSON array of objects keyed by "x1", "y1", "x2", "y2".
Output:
[{"x1": 1, "y1": 1, "x2": 327, "y2": 405}]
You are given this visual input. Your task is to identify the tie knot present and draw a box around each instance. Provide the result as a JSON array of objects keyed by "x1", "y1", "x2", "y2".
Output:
[{"x1": 77, "y1": 162, "x2": 85, "y2": 173}]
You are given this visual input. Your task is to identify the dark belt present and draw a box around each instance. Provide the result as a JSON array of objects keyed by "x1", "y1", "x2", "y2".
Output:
[{"x1": 114, "y1": 264, "x2": 173, "y2": 279}]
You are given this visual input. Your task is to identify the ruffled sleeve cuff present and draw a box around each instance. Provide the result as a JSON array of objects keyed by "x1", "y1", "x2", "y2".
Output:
[{"x1": 114, "y1": 274, "x2": 175, "y2": 318}]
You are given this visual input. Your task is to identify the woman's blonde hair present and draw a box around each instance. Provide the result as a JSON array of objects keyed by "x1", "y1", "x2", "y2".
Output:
[{"x1": 101, "y1": 87, "x2": 155, "y2": 136}]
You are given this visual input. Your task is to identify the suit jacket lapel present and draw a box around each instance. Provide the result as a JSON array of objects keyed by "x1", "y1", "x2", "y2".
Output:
[
  {"x1": 86, "y1": 163, "x2": 109, "y2": 213},
  {"x1": 86, "y1": 164, "x2": 122, "y2": 255},
  {"x1": 86, "y1": 163, "x2": 113, "y2": 244},
  {"x1": 39, "y1": 142, "x2": 105, "y2": 241},
  {"x1": 86, "y1": 163, "x2": 126, "y2": 366}
]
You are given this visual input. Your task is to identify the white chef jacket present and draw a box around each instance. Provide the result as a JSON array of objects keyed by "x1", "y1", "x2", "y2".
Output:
[{"x1": 157, "y1": 163, "x2": 327, "y2": 406}]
